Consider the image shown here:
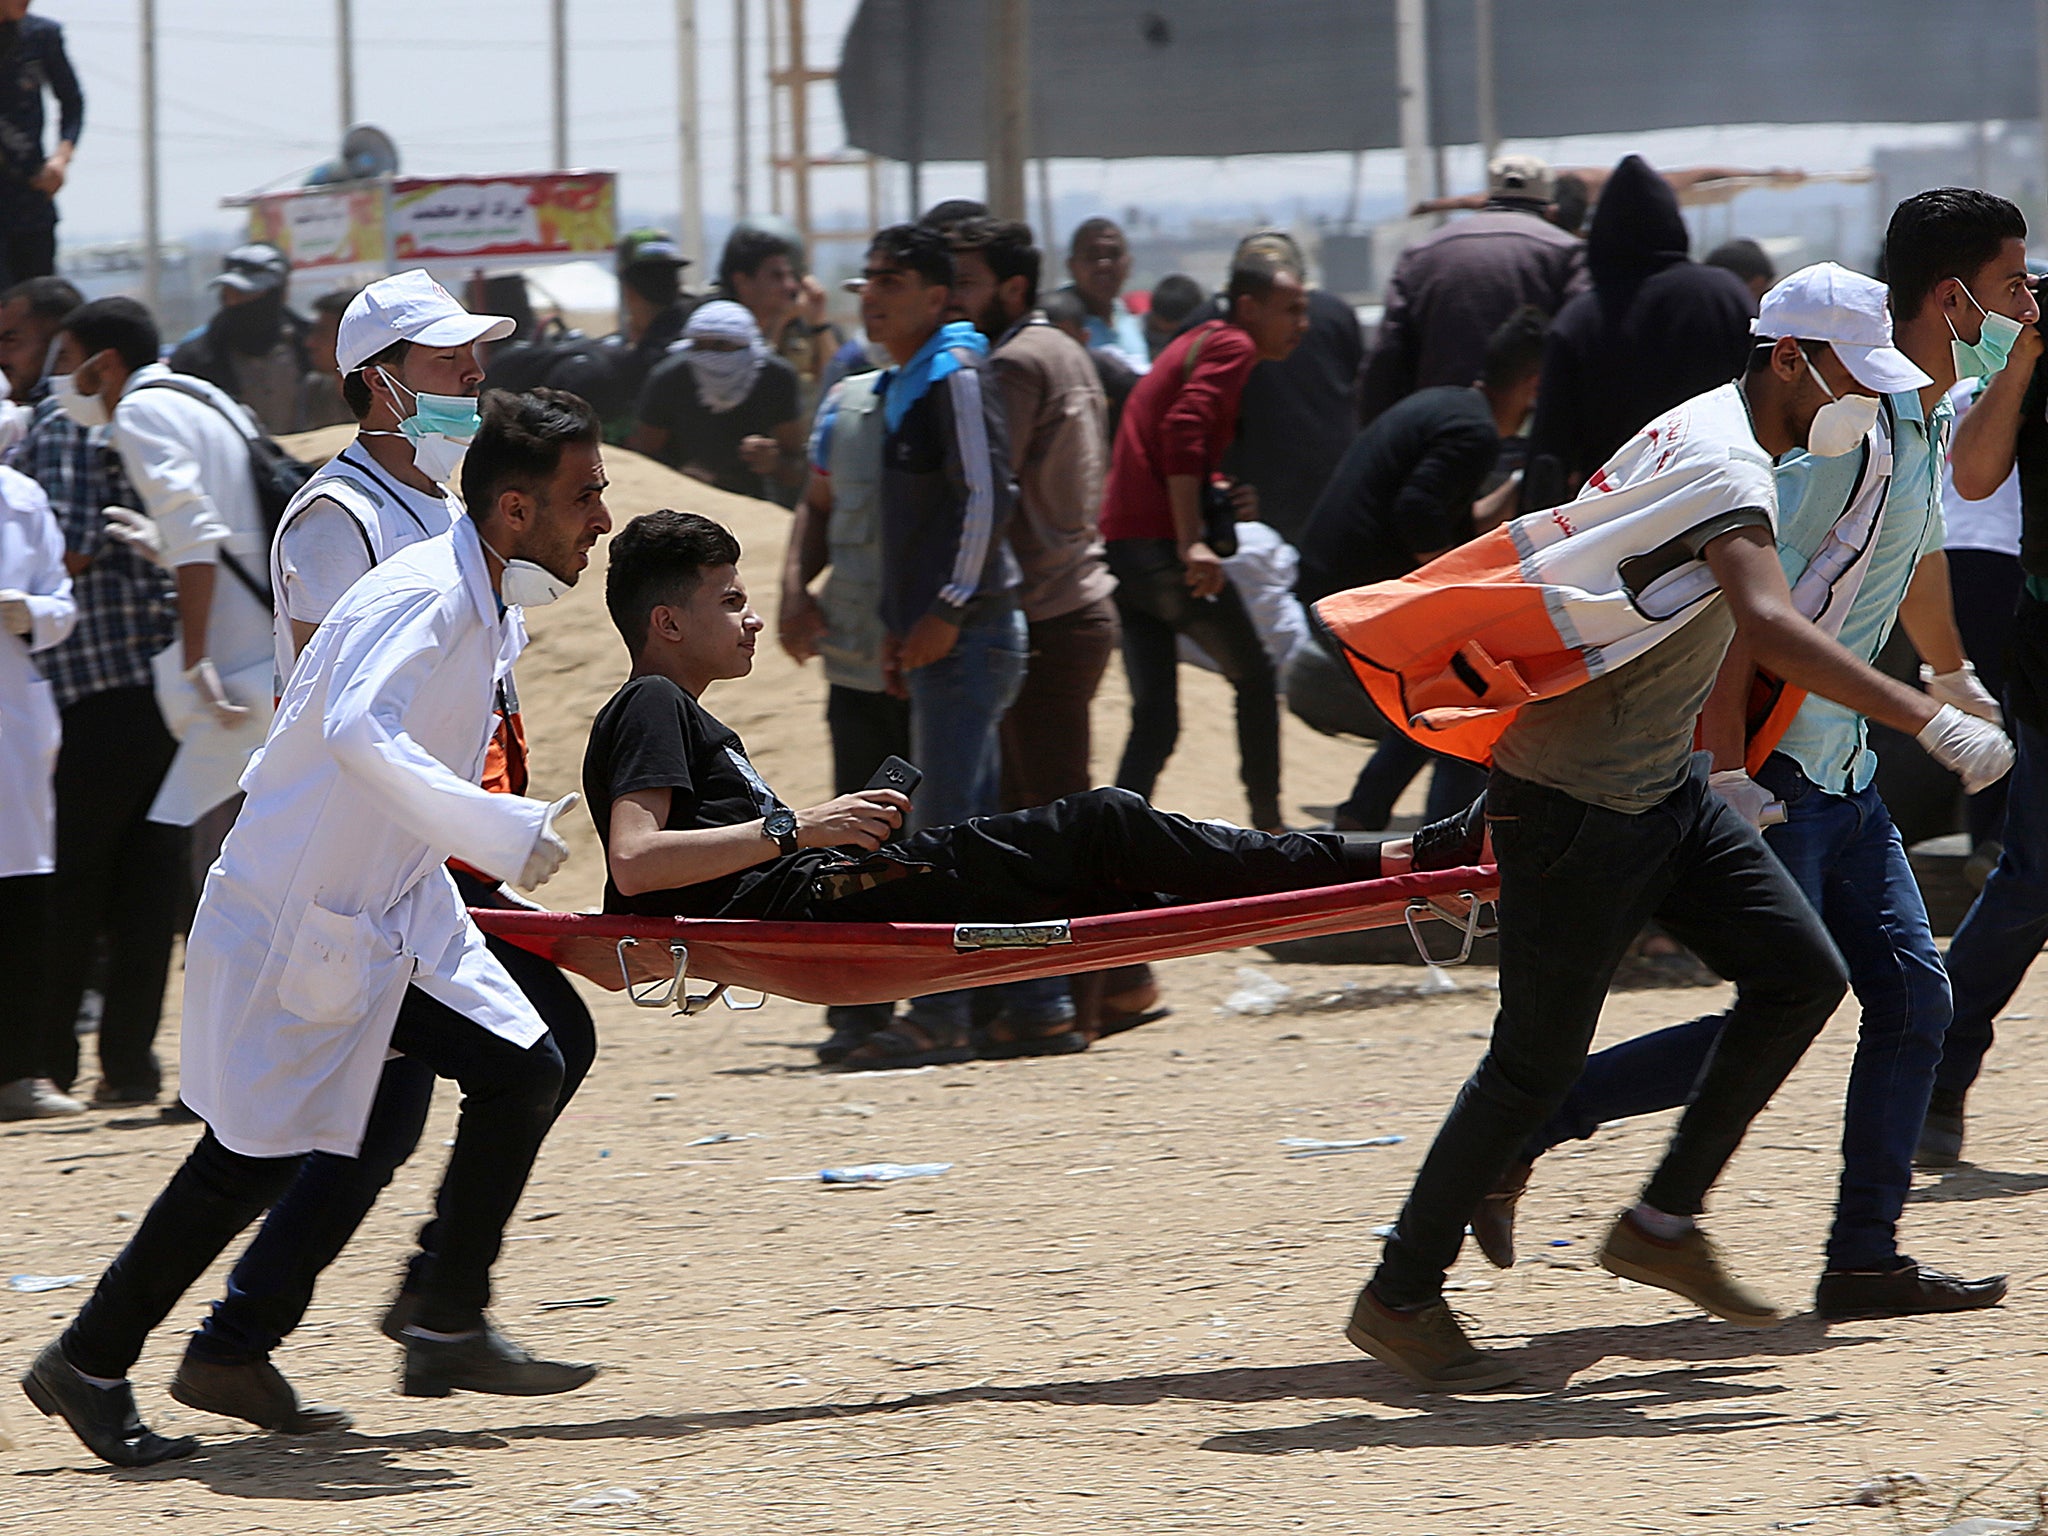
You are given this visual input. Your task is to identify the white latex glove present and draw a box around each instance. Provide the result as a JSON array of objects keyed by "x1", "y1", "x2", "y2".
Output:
[
  {"x1": 1917, "y1": 703, "x2": 2015, "y2": 794},
  {"x1": 516, "y1": 792, "x2": 579, "y2": 891},
  {"x1": 104, "y1": 506, "x2": 169, "y2": 567},
  {"x1": 185, "y1": 657, "x2": 250, "y2": 730},
  {"x1": 0, "y1": 588, "x2": 29, "y2": 637},
  {"x1": 1921, "y1": 660, "x2": 2003, "y2": 726},
  {"x1": 1709, "y1": 768, "x2": 1787, "y2": 830}
]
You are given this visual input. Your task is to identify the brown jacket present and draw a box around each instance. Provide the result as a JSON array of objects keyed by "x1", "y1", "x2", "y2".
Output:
[{"x1": 990, "y1": 315, "x2": 1117, "y2": 622}]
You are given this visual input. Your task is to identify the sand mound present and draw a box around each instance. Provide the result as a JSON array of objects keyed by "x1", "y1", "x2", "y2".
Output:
[{"x1": 279, "y1": 429, "x2": 1386, "y2": 914}]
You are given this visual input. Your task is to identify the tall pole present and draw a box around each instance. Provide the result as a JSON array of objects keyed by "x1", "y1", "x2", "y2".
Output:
[
  {"x1": 676, "y1": 0, "x2": 703, "y2": 261},
  {"x1": 765, "y1": 0, "x2": 782, "y2": 215},
  {"x1": 550, "y1": 0, "x2": 569, "y2": 169},
  {"x1": 732, "y1": 0, "x2": 750, "y2": 219},
  {"x1": 140, "y1": 0, "x2": 161, "y2": 312},
  {"x1": 1395, "y1": 0, "x2": 1432, "y2": 216},
  {"x1": 905, "y1": 0, "x2": 924, "y2": 216},
  {"x1": 336, "y1": 0, "x2": 355, "y2": 133},
  {"x1": 1474, "y1": 0, "x2": 1499, "y2": 169},
  {"x1": 788, "y1": 0, "x2": 810, "y2": 248},
  {"x1": 984, "y1": 0, "x2": 1028, "y2": 221},
  {"x1": 1035, "y1": 156, "x2": 1053, "y2": 245}
]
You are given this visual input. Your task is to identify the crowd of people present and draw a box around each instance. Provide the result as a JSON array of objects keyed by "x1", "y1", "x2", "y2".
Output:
[{"x1": 8, "y1": 132, "x2": 2048, "y2": 1463}]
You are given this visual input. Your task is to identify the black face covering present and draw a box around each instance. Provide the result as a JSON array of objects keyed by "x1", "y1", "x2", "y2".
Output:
[{"x1": 213, "y1": 288, "x2": 285, "y2": 356}]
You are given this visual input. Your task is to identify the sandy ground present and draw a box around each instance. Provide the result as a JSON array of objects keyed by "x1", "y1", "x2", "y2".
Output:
[{"x1": 2, "y1": 445, "x2": 2045, "y2": 1534}]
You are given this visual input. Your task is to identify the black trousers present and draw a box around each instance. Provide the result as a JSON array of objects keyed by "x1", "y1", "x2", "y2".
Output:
[
  {"x1": 1948, "y1": 548, "x2": 2023, "y2": 847},
  {"x1": 808, "y1": 786, "x2": 1379, "y2": 923},
  {"x1": 1371, "y1": 760, "x2": 1848, "y2": 1306},
  {"x1": 186, "y1": 874, "x2": 596, "y2": 1363},
  {"x1": 62, "y1": 982, "x2": 565, "y2": 1378},
  {"x1": 37, "y1": 687, "x2": 183, "y2": 1093},
  {"x1": 1107, "y1": 538, "x2": 1282, "y2": 829},
  {"x1": 0, "y1": 180, "x2": 56, "y2": 287},
  {"x1": 0, "y1": 873, "x2": 51, "y2": 1081},
  {"x1": 822, "y1": 684, "x2": 914, "y2": 1036}
]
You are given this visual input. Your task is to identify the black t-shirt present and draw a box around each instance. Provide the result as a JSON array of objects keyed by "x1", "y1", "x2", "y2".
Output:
[
  {"x1": 583, "y1": 675, "x2": 827, "y2": 917},
  {"x1": 1294, "y1": 385, "x2": 1501, "y2": 603},
  {"x1": 633, "y1": 351, "x2": 800, "y2": 498},
  {"x1": 1220, "y1": 286, "x2": 1366, "y2": 542}
]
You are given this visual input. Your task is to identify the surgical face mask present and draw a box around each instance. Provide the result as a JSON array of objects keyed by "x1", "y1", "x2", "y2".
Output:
[
  {"x1": 1948, "y1": 284, "x2": 2026, "y2": 380},
  {"x1": 51, "y1": 371, "x2": 108, "y2": 428},
  {"x1": 368, "y1": 367, "x2": 481, "y2": 484},
  {"x1": 1804, "y1": 357, "x2": 1881, "y2": 458},
  {"x1": 478, "y1": 532, "x2": 570, "y2": 610}
]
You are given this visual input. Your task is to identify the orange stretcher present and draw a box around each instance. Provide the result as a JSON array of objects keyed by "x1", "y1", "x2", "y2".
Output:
[{"x1": 470, "y1": 865, "x2": 1500, "y2": 1014}]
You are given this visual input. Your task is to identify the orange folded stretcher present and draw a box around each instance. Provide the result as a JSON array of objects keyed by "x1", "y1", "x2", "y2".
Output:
[{"x1": 471, "y1": 865, "x2": 1500, "y2": 1014}]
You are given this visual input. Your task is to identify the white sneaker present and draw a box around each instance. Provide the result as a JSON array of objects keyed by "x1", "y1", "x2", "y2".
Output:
[{"x1": 0, "y1": 1077, "x2": 86, "y2": 1120}]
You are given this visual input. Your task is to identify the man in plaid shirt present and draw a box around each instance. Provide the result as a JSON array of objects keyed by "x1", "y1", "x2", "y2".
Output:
[{"x1": 0, "y1": 276, "x2": 181, "y2": 1119}]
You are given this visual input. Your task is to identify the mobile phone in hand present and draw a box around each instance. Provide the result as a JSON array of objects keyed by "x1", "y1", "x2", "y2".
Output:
[{"x1": 864, "y1": 755, "x2": 923, "y2": 798}]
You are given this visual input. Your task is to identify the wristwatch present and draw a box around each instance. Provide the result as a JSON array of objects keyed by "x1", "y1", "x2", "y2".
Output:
[{"x1": 764, "y1": 807, "x2": 799, "y2": 857}]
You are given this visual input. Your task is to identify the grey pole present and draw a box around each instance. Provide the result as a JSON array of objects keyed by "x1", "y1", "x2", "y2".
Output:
[{"x1": 140, "y1": 0, "x2": 161, "y2": 312}]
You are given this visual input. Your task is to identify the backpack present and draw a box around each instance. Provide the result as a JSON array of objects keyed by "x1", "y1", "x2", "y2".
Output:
[{"x1": 127, "y1": 376, "x2": 318, "y2": 606}]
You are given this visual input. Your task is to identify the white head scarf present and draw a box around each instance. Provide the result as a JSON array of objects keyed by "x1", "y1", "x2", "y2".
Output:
[{"x1": 671, "y1": 299, "x2": 768, "y2": 413}]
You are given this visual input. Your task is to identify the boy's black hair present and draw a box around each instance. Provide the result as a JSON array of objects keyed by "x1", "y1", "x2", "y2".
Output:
[
  {"x1": 1149, "y1": 273, "x2": 1206, "y2": 326},
  {"x1": 1480, "y1": 306, "x2": 1548, "y2": 390},
  {"x1": 605, "y1": 509, "x2": 744, "y2": 654},
  {"x1": 918, "y1": 197, "x2": 989, "y2": 234},
  {"x1": 867, "y1": 222, "x2": 955, "y2": 289},
  {"x1": 1885, "y1": 188, "x2": 2027, "y2": 321},
  {"x1": 2, "y1": 275, "x2": 83, "y2": 324},
  {"x1": 460, "y1": 387, "x2": 601, "y2": 521},
  {"x1": 950, "y1": 216, "x2": 1040, "y2": 307},
  {"x1": 1704, "y1": 237, "x2": 1775, "y2": 287},
  {"x1": 1067, "y1": 216, "x2": 1124, "y2": 257},
  {"x1": 718, "y1": 225, "x2": 799, "y2": 291},
  {"x1": 60, "y1": 296, "x2": 159, "y2": 372}
]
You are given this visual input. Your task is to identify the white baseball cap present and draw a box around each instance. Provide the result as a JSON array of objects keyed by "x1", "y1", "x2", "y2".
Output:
[
  {"x1": 336, "y1": 268, "x2": 515, "y2": 375},
  {"x1": 1753, "y1": 262, "x2": 1931, "y2": 394}
]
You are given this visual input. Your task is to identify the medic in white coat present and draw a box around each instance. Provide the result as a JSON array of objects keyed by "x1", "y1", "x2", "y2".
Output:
[
  {"x1": 0, "y1": 466, "x2": 77, "y2": 878},
  {"x1": 179, "y1": 514, "x2": 567, "y2": 1158}
]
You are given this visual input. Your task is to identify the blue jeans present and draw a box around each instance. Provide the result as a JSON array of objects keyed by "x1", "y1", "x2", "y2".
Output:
[
  {"x1": 904, "y1": 601, "x2": 1029, "y2": 1031},
  {"x1": 1940, "y1": 715, "x2": 2048, "y2": 1097},
  {"x1": 1525, "y1": 754, "x2": 1948, "y2": 1272}
]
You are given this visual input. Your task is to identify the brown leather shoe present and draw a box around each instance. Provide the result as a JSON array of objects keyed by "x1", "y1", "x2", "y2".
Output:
[
  {"x1": 1472, "y1": 1159, "x2": 1532, "y2": 1270},
  {"x1": 1597, "y1": 1212, "x2": 1783, "y2": 1328},
  {"x1": 170, "y1": 1352, "x2": 354, "y2": 1434},
  {"x1": 1344, "y1": 1285, "x2": 1521, "y2": 1392}
]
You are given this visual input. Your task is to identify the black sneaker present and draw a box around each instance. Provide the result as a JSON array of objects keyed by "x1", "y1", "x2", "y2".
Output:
[{"x1": 1815, "y1": 1262, "x2": 2007, "y2": 1321}]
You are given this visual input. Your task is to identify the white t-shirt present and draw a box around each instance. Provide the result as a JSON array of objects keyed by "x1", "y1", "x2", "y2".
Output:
[
  {"x1": 1940, "y1": 378, "x2": 2022, "y2": 558},
  {"x1": 277, "y1": 449, "x2": 457, "y2": 627}
]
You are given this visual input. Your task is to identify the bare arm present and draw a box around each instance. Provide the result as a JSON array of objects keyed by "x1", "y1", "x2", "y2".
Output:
[
  {"x1": 174, "y1": 559, "x2": 217, "y2": 669},
  {"x1": 1698, "y1": 633, "x2": 1757, "y2": 771},
  {"x1": 1949, "y1": 326, "x2": 2043, "y2": 502},
  {"x1": 777, "y1": 473, "x2": 832, "y2": 663},
  {"x1": 1705, "y1": 525, "x2": 1936, "y2": 737},
  {"x1": 1897, "y1": 549, "x2": 1967, "y2": 675},
  {"x1": 606, "y1": 785, "x2": 909, "y2": 899}
]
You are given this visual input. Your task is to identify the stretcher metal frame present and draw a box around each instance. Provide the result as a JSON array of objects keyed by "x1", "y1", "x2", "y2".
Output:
[{"x1": 473, "y1": 866, "x2": 1500, "y2": 1015}]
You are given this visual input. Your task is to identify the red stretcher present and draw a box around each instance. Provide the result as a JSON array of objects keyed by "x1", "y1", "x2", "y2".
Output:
[{"x1": 471, "y1": 865, "x2": 1500, "y2": 1014}]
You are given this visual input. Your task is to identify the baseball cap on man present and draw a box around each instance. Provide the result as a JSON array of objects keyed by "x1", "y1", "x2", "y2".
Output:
[
  {"x1": 336, "y1": 268, "x2": 515, "y2": 374},
  {"x1": 1488, "y1": 155, "x2": 1555, "y2": 204},
  {"x1": 1754, "y1": 262, "x2": 1932, "y2": 394},
  {"x1": 617, "y1": 227, "x2": 690, "y2": 272},
  {"x1": 209, "y1": 242, "x2": 289, "y2": 295}
]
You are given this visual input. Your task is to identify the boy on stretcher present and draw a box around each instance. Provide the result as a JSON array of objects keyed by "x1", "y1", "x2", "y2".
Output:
[{"x1": 583, "y1": 510, "x2": 1486, "y2": 1068}]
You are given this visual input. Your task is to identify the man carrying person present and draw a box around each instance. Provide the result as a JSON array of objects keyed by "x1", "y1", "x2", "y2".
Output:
[
  {"x1": 1329, "y1": 268, "x2": 2011, "y2": 1392},
  {"x1": 838, "y1": 221, "x2": 1025, "y2": 1070},
  {"x1": 22, "y1": 388, "x2": 610, "y2": 1468},
  {"x1": 1101, "y1": 248, "x2": 1308, "y2": 834},
  {"x1": 0, "y1": 277, "x2": 178, "y2": 1118},
  {"x1": 1286, "y1": 306, "x2": 1546, "y2": 832},
  {"x1": 1478, "y1": 235, "x2": 2031, "y2": 1324}
]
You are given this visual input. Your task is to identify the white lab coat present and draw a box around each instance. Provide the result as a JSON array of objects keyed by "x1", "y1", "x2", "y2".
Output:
[
  {"x1": 108, "y1": 363, "x2": 276, "y2": 826},
  {"x1": 179, "y1": 517, "x2": 549, "y2": 1159},
  {"x1": 0, "y1": 467, "x2": 76, "y2": 877}
]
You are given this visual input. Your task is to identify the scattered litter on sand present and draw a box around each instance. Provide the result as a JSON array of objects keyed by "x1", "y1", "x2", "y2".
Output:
[
  {"x1": 565, "y1": 1487, "x2": 642, "y2": 1514},
  {"x1": 1279, "y1": 1135, "x2": 1405, "y2": 1157},
  {"x1": 1847, "y1": 1471, "x2": 1929, "y2": 1507},
  {"x1": 817, "y1": 1162, "x2": 954, "y2": 1185},
  {"x1": 7, "y1": 1274, "x2": 82, "y2": 1293},
  {"x1": 538, "y1": 1296, "x2": 616, "y2": 1311}
]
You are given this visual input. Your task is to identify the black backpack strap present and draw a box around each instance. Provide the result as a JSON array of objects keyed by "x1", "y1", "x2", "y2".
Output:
[{"x1": 126, "y1": 377, "x2": 274, "y2": 605}]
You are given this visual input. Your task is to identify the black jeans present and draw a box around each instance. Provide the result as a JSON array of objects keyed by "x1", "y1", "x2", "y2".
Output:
[
  {"x1": 1107, "y1": 538, "x2": 1282, "y2": 828},
  {"x1": 37, "y1": 687, "x2": 183, "y2": 1093},
  {"x1": 188, "y1": 873, "x2": 595, "y2": 1363},
  {"x1": 1370, "y1": 759, "x2": 1848, "y2": 1307},
  {"x1": 811, "y1": 786, "x2": 1379, "y2": 923},
  {"x1": 0, "y1": 179, "x2": 56, "y2": 286},
  {"x1": 823, "y1": 684, "x2": 913, "y2": 1038},
  {"x1": 1948, "y1": 548, "x2": 2023, "y2": 847},
  {"x1": 0, "y1": 873, "x2": 51, "y2": 1081},
  {"x1": 62, "y1": 983, "x2": 565, "y2": 1376}
]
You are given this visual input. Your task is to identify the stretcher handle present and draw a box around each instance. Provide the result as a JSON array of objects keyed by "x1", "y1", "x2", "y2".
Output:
[
  {"x1": 615, "y1": 937, "x2": 766, "y2": 1015},
  {"x1": 1402, "y1": 891, "x2": 1497, "y2": 967}
]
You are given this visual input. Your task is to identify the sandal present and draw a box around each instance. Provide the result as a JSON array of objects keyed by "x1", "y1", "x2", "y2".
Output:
[
  {"x1": 974, "y1": 1010, "x2": 1090, "y2": 1059},
  {"x1": 837, "y1": 1016, "x2": 975, "y2": 1072}
]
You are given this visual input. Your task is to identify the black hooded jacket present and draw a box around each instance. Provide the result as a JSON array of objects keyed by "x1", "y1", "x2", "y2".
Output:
[{"x1": 1524, "y1": 155, "x2": 1756, "y2": 503}]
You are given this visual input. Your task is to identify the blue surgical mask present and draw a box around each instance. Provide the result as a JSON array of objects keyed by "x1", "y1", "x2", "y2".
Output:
[
  {"x1": 371, "y1": 368, "x2": 480, "y2": 483},
  {"x1": 1948, "y1": 285, "x2": 2026, "y2": 380}
]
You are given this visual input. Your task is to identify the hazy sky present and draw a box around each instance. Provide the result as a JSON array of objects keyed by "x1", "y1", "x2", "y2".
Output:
[{"x1": 43, "y1": 0, "x2": 1974, "y2": 259}]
